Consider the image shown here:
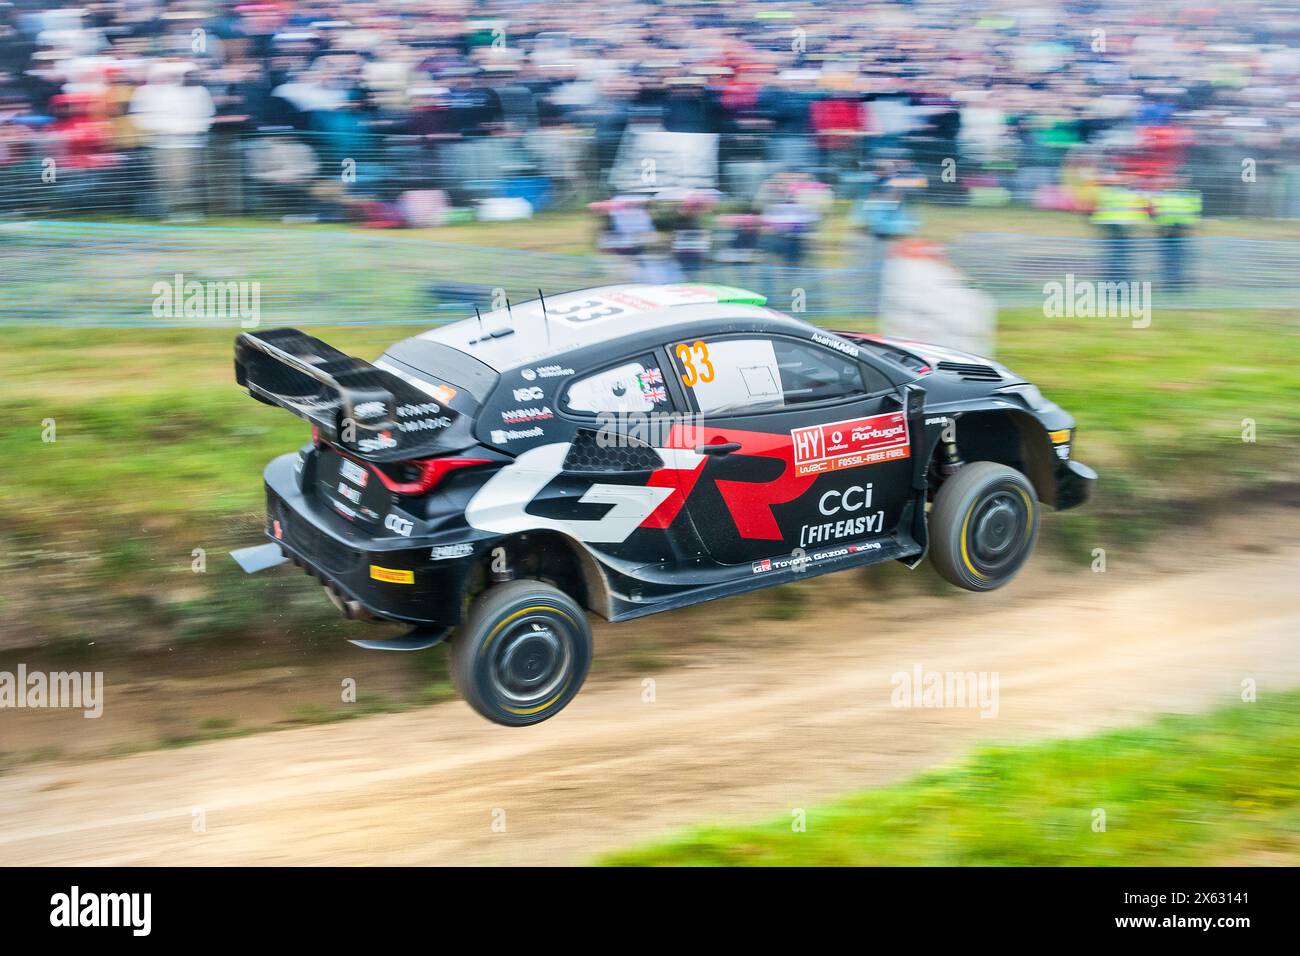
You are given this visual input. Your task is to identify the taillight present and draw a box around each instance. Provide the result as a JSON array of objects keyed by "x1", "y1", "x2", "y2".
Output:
[
  {"x1": 371, "y1": 457, "x2": 492, "y2": 496},
  {"x1": 310, "y1": 425, "x2": 321, "y2": 446}
]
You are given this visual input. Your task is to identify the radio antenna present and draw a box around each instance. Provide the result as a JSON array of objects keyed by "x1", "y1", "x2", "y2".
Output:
[
  {"x1": 506, "y1": 298, "x2": 513, "y2": 328},
  {"x1": 538, "y1": 289, "x2": 551, "y2": 347},
  {"x1": 474, "y1": 305, "x2": 483, "y2": 337}
]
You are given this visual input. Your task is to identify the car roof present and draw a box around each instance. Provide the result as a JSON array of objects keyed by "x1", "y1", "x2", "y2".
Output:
[{"x1": 400, "y1": 284, "x2": 805, "y2": 373}]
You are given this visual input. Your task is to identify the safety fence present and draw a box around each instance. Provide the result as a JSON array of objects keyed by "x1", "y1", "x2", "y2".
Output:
[
  {"x1": 0, "y1": 129, "x2": 597, "y2": 222},
  {"x1": 948, "y1": 233, "x2": 1300, "y2": 311},
  {"x1": 5, "y1": 126, "x2": 1300, "y2": 222},
  {"x1": 2, "y1": 220, "x2": 1297, "y2": 329}
]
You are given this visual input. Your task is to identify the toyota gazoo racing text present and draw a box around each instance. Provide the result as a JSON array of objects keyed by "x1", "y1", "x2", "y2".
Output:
[{"x1": 233, "y1": 284, "x2": 1096, "y2": 725}]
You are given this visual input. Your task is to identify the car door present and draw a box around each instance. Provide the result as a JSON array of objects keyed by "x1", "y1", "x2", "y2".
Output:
[{"x1": 669, "y1": 333, "x2": 915, "y2": 566}]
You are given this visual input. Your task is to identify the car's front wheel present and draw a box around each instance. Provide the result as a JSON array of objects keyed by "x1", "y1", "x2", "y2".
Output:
[
  {"x1": 450, "y1": 579, "x2": 592, "y2": 726},
  {"x1": 929, "y1": 462, "x2": 1039, "y2": 591}
]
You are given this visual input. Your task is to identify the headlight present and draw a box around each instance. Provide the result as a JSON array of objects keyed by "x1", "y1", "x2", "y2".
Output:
[{"x1": 1044, "y1": 427, "x2": 1074, "y2": 460}]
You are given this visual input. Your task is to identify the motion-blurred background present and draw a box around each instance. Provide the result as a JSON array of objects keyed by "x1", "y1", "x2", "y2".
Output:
[{"x1": 0, "y1": 1, "x2": 1298, "y2": 866}]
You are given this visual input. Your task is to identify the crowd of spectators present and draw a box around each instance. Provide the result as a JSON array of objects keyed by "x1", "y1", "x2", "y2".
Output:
[{"x1": 0, "y1": 0, "x2": 1297, "y2": 223}]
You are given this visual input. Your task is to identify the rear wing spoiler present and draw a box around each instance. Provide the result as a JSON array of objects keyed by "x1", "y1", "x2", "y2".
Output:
[{"x1": 235, "y1": 328, "x2": 466, "y2": 463}]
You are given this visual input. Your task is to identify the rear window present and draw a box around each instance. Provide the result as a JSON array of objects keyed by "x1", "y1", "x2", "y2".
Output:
[
  {"x1": 380, "y1": 339, "x2": 500, "y2": 405},
  {"x1": 561, "y1": 354, "x2": 672, "y2": 415}
]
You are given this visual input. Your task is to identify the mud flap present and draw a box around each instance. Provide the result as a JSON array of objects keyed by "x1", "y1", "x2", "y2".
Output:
[
  {"x1": 231, "y1": 543, "x2": 289, "y2": 574},
  {"x1": 900, "y1": 382, "x2": 929, "y2": 569},
  {"x1": 349, "y1": 626, "x2": 451, "y2": 652}
]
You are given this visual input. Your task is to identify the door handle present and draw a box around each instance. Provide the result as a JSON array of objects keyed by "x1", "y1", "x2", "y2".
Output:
[{"x1": 696, "y1": 441, "x2": 742, "y2": 457}]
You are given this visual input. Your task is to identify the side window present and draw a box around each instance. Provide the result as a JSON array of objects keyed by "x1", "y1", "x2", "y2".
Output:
[
  {"x1": 671, "y1": 336, "x2": 869, "y2": 415},
  {"x1": 673, "y1": 338, "x2": 782, "y2": 414},
  {"x1": 560, "y1": 354, "x2": 671, "y2": 415},
  {"x1": 772, "y1": 338, "x2": 876, "y2": 405}
]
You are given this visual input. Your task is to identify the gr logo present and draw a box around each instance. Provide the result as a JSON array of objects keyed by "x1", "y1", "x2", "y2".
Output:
[
  {"x1": 818, "y1": 484, "x2": 873, "y2": 516},
  {"x1": 513, "y1": 386, "x2": 544, "y2": 402},
  {"x1": 384, "y1": 513, "x2": 414, "y2": 536}
]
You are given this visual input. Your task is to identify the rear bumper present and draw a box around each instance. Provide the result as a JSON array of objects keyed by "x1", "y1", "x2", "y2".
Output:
[
  {"x1": 263, "y1": 453, "x2": 473, "y2": 627},
  {"x1": 1055, "y1": 459, "x2": 1097, "y2": 511}
]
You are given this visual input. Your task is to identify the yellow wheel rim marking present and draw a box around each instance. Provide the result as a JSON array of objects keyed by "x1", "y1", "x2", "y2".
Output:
[
  {"x1": 502, "y1": 690, "x2": 569, "y2": 716},
  {"x1": 959, "y1": 502, "x2": 989, "y2": 581},
  {"x1": 1016, "y1": 488, "x2": 1035, "y2": 543},
  {"x1": 959, "y1": 485, "x2": 1036, "y2": 581}
]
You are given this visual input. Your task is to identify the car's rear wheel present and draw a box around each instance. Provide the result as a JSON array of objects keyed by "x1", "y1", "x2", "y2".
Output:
[
  {"x1": 450, "y1": 579, "x2": 592, "y2": 726},
  {"x1": 929, "y1": 462, "x2": 1039, "y2": 591}
]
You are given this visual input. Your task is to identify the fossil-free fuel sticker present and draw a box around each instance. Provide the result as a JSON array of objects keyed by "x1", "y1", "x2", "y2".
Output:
[{"x1": 791, "y1": 411, "x2": 910, "y2": 478}]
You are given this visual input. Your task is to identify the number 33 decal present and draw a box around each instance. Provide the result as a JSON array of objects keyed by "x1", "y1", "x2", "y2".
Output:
[{"x1": 676, "y1": 341, "x2": 715, "y2": 387}]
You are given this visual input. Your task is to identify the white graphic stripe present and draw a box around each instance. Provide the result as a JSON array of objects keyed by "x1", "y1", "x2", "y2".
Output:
[{"x1": 465, "y1": 443, "x2": 676, "y2": 544}]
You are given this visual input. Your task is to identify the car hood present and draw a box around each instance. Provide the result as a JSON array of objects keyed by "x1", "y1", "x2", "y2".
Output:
[{"x1": 877, "y1": 336, "x2": 1022, "y2": 383}]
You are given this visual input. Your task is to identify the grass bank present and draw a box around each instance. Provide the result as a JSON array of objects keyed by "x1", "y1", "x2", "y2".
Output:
[{"x1": 599, "y1": 692, "x2": 1300, "y2": 865}]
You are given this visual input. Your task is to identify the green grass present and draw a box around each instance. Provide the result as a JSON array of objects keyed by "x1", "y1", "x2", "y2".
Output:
[
  {"x1": 0, "y1": 326, "x2": 402, "y2": 645},
  {"x1": 0, "y1": 326, "x2": 398, "y2": 524},
  {"x1": 598, "y1": 692, "x2": 1300, "y2": 866}
]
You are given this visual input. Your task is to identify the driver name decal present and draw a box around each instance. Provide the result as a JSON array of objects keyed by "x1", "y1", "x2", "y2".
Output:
[{"x1": 791, "y1": 412, "x2": 910, "y2": 477}]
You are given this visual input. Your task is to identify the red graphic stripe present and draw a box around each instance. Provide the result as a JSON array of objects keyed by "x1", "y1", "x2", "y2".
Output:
[{"x1": 654, "y1": 424, "x2": 816, "y2": 540}]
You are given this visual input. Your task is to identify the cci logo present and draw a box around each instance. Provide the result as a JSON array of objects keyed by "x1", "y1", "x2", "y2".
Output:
[{"x1": 818, "y1": 484, "x2": 873, "y2": 516}]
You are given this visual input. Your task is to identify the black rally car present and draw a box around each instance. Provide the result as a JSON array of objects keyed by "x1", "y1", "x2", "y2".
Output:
[{"x1": 234, "y1": 283, "x2": 1095, "y2": 725}]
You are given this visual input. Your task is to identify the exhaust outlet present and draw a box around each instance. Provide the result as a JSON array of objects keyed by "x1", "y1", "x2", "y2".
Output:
[
  {"x1": 323, "y1": 583, "x2": 350, "y2": 617},
  {"x1": 323, "y1": 581, "x2": 374, "y2": 621}
]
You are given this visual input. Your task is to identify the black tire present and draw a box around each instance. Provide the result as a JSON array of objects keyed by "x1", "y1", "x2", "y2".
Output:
[
  {"x1": 929, "y1": 462, "x2": 1039, "y2": 592},
  {"x1": 449, "y1": 579, "x2": 592, "y2": 726}
]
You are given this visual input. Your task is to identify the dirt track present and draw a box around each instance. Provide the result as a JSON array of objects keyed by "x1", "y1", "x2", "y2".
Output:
[{"x1": 3, "y1": 508, "x2": 1300, "y2": 866}]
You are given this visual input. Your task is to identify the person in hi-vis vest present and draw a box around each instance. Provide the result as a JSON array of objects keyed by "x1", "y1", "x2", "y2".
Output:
[
  {"x1": 1090, "y1": 174, "x2": 1148, "y2": 284},
  {"x1": 1151, "y1": 180, "x2": 1202, "y2": 291}
]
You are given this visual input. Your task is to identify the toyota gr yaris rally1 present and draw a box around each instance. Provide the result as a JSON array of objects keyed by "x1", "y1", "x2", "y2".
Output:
[{"x1": 233, "y1": 283, "x2": 1095, "y2": 725}]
